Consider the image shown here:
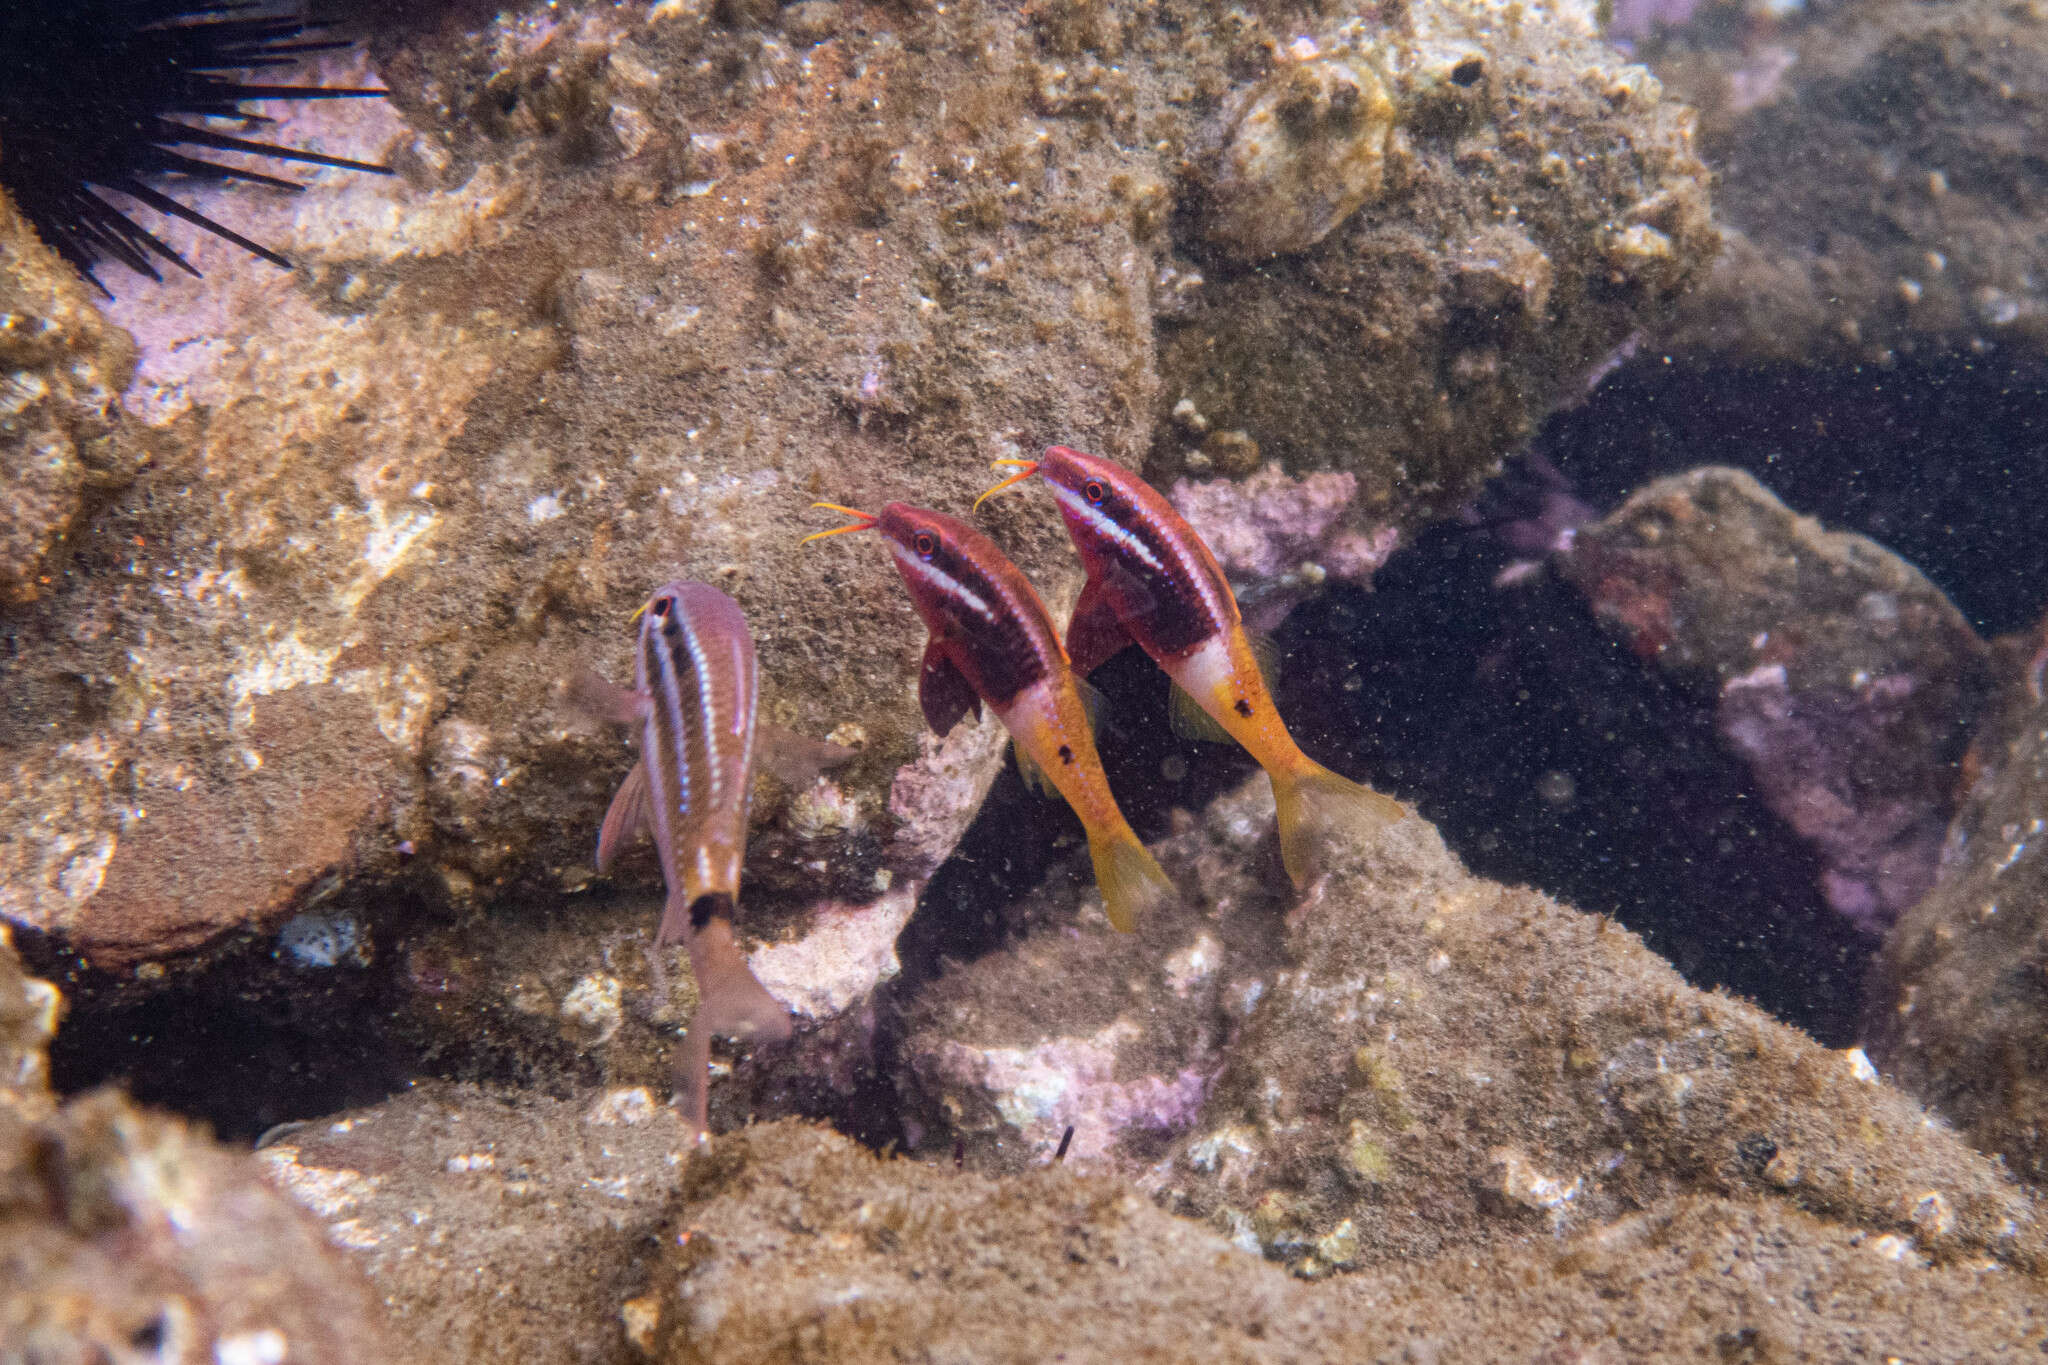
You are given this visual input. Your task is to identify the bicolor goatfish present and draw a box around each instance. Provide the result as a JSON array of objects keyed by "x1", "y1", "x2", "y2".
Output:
[
  {"x1": 805, "y1": 501, "x2": 1175, "y2": 932},
  {"x1": 979, "y1": 445, "x2": 1406, "y2": 887},
  {"x1": 576, "y1": 580, "x2": 796, "y2": 1135}
]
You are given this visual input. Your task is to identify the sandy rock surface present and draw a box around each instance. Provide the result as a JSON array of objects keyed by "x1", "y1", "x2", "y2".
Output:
[{"x1": 1557, "y1": 466, "x2": 1991, "y2": 935}]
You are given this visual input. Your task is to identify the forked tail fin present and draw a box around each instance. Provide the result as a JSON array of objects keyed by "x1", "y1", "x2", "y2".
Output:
[
  {"x1": 1271, "y1": 762, "x2": 1406, "y2": 889},
  {"x1": 669, "y1": 899, "x2": 793, "y2": 1135},
  {"x1": 1086, "y1": 826, "x2": 1176, "y2": 932}
]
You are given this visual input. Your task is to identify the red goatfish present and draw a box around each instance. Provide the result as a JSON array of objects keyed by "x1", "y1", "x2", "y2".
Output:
[
  {"x1": 978, "y1": 445, "x2": 1405, "y2": 887},
  {"x1": 805, "y1": 501, "x2": 1175, "y2": 932},
  {"x1": 576, "y1": 580, "x2": 792, "y2": 1135}
]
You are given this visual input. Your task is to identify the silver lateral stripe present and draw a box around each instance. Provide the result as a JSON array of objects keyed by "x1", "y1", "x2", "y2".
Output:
[
  {"x1": 682, "y1": 614, "x2": 723, "y2": 807},
  {"x1": 1052, "y1": 482, "x2": 1166, "y2": 574},
  {"x1": 889, "y1": 543, "x2": 997, "y2": 624}
]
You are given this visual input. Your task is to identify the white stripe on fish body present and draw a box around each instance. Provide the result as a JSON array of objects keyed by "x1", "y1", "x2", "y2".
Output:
[
  {"x1": 889, "y1": 542, "x2": 997, "y2": 625},
  {"x1": 1052, "y1": 481, "x2": 1166, "y2": 575}
]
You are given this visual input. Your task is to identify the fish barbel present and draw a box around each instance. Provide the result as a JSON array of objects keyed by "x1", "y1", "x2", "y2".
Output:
[
  {"x1": 805, "y1": 500, "x2": 1175, "y2": 932},
  {"x1": 579, "y1": 580, "x2": 792, "y2": 1134},
  {"x1": 978, "y1": 445, "x2": 1405, "y2": 886}
]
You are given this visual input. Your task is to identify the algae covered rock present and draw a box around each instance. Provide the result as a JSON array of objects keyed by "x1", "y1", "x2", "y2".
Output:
[
  {"x1": 1868, "y1": 624, "x2": 2048, "y2": 1186},
  {"x1": 1558, "y1": 466, "x2": 1991, "y2": 935}
]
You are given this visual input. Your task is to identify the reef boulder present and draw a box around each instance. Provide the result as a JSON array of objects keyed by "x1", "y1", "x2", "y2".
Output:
[
  {"x1": 1557, "y1": 466, "x2": 1992, "y2": 935},
  {"x1": 1867, "y1": 618, "x2": 2048, "y2": 1186}
]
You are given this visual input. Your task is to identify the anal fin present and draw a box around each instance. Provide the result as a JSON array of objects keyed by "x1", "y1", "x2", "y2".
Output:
[
  {"x1": 919, "y1": 636, "x2": 983, "y2": 736},
  {"x1": 596, "y1": 758, "x2": 654, "y2": 875},
  {"x1": 1064, "y1": 577, "x2": 1135, "y2": 678}
]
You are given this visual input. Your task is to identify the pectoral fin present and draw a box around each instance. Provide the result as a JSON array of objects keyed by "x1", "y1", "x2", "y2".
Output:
[
  {"x1": 757, "y1": 722, "x2": 858, "y2": 787},
  {"x1": 919, "y1": 637, "x2": 983, "y2": 736},
  {"x1": 1168, "y1": 681, "x2": 1234, "y2": 743},
  {"x1": 596, "y1": 759, "x2": 653, "y2": 875},
  {"x1": 569, "y1": 669, "x2": 652, "y2": 725},
  {"x1": 1064, "y1": 578, "x2": 1135, "y2": 678}
]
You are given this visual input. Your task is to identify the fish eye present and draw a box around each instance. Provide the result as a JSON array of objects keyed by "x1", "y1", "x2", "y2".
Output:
[
  {"x1": 913, "y1": 529, "x2": 939, "y2": 559},
  {"x1": 1083, "y1": 479, "x2": 1106, "y2": 504},
  {"x1": 649, "y1": 598, "x2": 672, "y2": 617}
]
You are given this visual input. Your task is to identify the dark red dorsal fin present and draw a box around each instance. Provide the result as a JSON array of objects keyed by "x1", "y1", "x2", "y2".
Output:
[{"x1": 919, "y1": 636, "x2": 983, "y2": 736}]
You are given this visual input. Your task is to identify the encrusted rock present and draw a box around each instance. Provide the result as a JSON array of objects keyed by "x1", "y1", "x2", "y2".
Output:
[
  {"x1": 1867, "y1": 618, "x2": 2048, "y2": 1185},
  {"x1": 1652, "y1": 0, "x2": 2048, "y2": 367},
  {"x1": 1, "y1": 927, "x2": 395, "y2": 1360},
  {"x1": 1196, "y1": 54, "x2": 1398, "y2": 260},
  {"x1": 0, "y1": 191, "x2": 139, "y2": 606},
  {"x1": 1157, "y1": 3, "x2": 1717, "y2": 535},
  {"x1": 1558, "y1": 466, "x2": 1992, "y2": 934}
]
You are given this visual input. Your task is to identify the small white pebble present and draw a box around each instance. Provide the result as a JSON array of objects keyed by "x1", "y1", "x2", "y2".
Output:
[
  {"x1": 587, "y1": 1087, "x2": 658, "y2": 1127},
  {"x1": 214, "y1": 1329, "x2": 288, "y2": 1365},
  {"x1": 1846, "y1": 1047, "x2": 1879, "y2": 1084}
]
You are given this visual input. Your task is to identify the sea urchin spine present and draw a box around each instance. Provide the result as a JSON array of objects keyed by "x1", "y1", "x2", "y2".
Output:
[{"x1": 0, "y1": 1, "x2": 391, "y2": 294}]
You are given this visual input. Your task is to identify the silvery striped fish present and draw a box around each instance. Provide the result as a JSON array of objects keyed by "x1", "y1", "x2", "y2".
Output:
[{"x1": 578, "y1": 580, "x2": 792, "y2": 1134}]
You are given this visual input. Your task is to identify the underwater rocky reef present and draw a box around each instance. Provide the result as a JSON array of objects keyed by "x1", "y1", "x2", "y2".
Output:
[{"x1": 4, "y1": 0, "x2": 2048, "y2": 1356}]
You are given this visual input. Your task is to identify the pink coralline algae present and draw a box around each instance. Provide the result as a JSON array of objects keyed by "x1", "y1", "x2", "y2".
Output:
[{"x1": 1170, "y1": 465, "x2": 1399, "y2": 584}]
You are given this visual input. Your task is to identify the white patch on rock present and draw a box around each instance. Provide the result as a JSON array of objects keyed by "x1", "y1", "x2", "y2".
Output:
[
  {"x1": 587, "y1": 1087, "x2": 659, "y2": 1126},
  {"x1": 748, "y1": 883, "x2": 920, "y2": 1020},
  {"x1": 929, "y1": 1019, "x2": 1212, "y2": 1164},
  {"x1": 561, "y1": 974, "x2": 624, "y2": 1044}
]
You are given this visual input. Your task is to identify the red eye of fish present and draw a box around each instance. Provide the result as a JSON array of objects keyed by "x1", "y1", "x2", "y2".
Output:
[
  {"x1": 649, "y1": 598, "x2": 672, "y2": 617},
  {"x1": 1083, "y1": 480, "x2": 1106, "y2": 504},
  {"x1": 913, "y1": 530, "x2": 939, "y2": 559}
]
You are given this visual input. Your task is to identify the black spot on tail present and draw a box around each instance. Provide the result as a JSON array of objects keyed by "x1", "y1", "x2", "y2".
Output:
[
  {"x1": 1058, "y1": 744, "x2": 1075, "y2": 765},
  {"x1": 1234, "y1": 698, "x2": 1253, "y2": 718},
  {"x1": 690, "y1": 893, "x2": 734, "y2": 930}
]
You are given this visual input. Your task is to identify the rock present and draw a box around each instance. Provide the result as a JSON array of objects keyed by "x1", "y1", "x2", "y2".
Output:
[
  {"x1": 1650, "y1": 0, "x2": 2048, "y2": 367},
  {"x1": 256, "y1": 1082, "x2": 699, "y2": 1362},
  {"x1": 900, "y1": 781, "x2": 1290, "y2": 1171},
  {"x1": 1867, "y1": 624, "x2": 2048, "y2": 1186},
  {"x1": 625, "y1": 1123, "x2": 2048, "y2": 1361},
  {"x1": 0, "y1": 190, "x2": 139, "y2": 607},
  {"x1": 1158, "y1": 805, "x2": 2041, "y2": 1271},
  {"x1": 1556, "y1": 466, "x2": 1991, "y2": 935},
  {"x1": 0, "y1": 0, "x2": 1715, "y2": 1106},
  {"x1": 1195, "y1": 54, "x2": 1399, "y2": 261},
  {"x1": 898, "y1": 774, "x2": 2045, "y2": 1277},
  {"x1": 0, "y1": 7, "x2": 1153, "y2": 986},
  {"x1": 0, "y1": 925, "x2": 397, "y2": 1361},
  {"x1": 1157, "y1": 4, "x2": 1717, "y2": 532}
]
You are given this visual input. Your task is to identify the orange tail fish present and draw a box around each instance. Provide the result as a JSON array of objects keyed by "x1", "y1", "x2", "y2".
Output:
[
  {"x1": 806, "y1": 501, "x2": 1175, "y2": 932},
  {"x1": 577, "y1": 581, "x2": 791, "y2": 1135},
  {"x1": 979, "y1": 446, "x2": 1405, "y2": 887}
]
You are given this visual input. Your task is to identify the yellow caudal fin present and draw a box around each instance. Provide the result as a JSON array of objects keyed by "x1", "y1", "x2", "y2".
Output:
[
  {"x1": 1271, "y1": 762, "x2": 1406, "y2": 889},
  {"x1": 1087, "y1": 826, "x2": 1176, "y2": 932}
]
